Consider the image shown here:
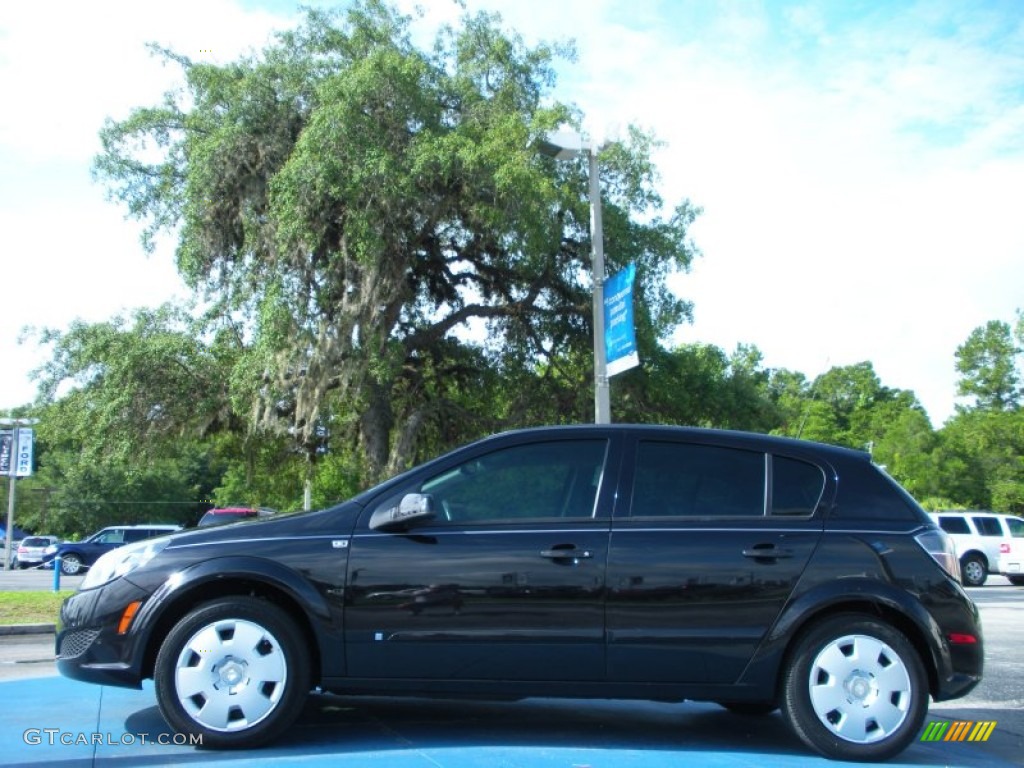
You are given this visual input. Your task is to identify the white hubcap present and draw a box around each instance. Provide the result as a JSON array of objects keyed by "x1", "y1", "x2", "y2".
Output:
[
  {"x1": 808, "y1": 634, "x2": 912, "y2": 744},
  {"x1": 174, "y1": 618, "x2": 288, "y2": 732}
]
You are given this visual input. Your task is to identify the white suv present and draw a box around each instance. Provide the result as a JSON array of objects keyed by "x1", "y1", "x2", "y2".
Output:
[
  {"x1": 995, "y1": 518, "x2": 1024, "y2": 585},
  {"x1": 929, "y1": 510, "x2": 1024, "y2": 586}
]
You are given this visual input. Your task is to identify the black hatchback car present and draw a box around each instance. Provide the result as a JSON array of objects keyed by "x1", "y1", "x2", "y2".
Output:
[{"x1": 56, "y1": 425, "x2": 982, "y2": 761}]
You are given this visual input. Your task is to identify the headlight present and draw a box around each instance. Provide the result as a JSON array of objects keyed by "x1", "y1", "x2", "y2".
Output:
[{"x1": 80, "y1": 538, "x2": 170, "y2": 590}]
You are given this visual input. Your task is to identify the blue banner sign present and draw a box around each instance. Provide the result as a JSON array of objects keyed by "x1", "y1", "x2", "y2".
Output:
[
  {"x1": 14, "y1": 428, "x2": 33, "y2": 477},
  {"x1": 604, "y1": 264, "x2": 640, "y2": 377}
]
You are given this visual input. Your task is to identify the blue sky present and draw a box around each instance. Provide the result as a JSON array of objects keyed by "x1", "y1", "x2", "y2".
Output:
[{"x1": 1, "y1": 0, "x2": 1022, "y2": 426}]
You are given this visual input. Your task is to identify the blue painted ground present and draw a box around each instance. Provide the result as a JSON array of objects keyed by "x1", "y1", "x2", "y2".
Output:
[{"x1": 1, "y1": 675, "x2": 1016, "y2": 767}]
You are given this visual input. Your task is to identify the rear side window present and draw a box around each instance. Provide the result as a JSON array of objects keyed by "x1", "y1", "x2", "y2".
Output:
[
  {"x1": 832, "y1": 460, "x2": 920, "y2": 521},
  {"x1": 1007, "y1": 518, "x2": 1024, "y2": 537},
  {"x1": 937, "y1": 516, "x2": 971, "y2": 534},
  {"x1": 631, "y1": 442, "x2": 765, "y2": 517},
  {"x1": 772, "y1": 456, "x2": 825, "y2": 516},
  {"x1": 973, "y1": 517, "x2": 1003, "y2": 537}
]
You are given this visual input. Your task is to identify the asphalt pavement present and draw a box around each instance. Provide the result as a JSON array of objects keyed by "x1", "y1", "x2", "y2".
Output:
[{"x1": 1, "y1": 580, "x2": 1021, "y2": 767}]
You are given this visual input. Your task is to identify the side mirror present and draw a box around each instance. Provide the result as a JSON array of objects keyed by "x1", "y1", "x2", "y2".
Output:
[{"x1": 368, "y1": 493, "x2": 436, "y2": 531}]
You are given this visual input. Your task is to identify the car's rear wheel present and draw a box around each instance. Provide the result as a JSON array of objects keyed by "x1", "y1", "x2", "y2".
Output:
[
  {"x1": 155, "y1": 597, "x2": 310, "y2": 748},
  {"x1": 960, "y1": 555, "x2": 987, "y2": 587},
  {"x1": 60, "y1": 554, "x2": 83, "y2": 575},
  {"x1": 781, "y1": 614, "x2": 928, "y2": 762}
]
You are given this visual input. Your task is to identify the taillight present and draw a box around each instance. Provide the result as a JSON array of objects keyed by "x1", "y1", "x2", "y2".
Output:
[
  {"x1": 1000, "y1": 543, "x2": 1011, "y2": 554},
  {"x1": 915, "y1": 528, "x2": 962, "y2": 583},
  {"x1": 948, "y1": 632, "x2": 978, "y2": 645}
]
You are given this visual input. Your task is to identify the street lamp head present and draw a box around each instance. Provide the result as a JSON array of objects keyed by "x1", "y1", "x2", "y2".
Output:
[{"x1": 533, "y1": 129, "x2": 590, "y2": 160}]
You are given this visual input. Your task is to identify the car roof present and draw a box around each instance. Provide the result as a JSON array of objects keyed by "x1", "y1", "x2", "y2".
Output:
[
  {"x1": 930, "y1": 510, "x2": 1000, "y2": 517},
  {"x1": 479, "y1": 424, "x2": 872, "y2": 461}
]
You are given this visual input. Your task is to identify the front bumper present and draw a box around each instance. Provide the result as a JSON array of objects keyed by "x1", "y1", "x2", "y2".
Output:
[{"x1": 55, "y1": 578, "x2": 152, "y2": 689}]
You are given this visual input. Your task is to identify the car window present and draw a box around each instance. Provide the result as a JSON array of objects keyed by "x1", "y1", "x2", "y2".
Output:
[
  {"x1": 937, "y1": 516, "x2": 970, "y2": 534},
  {"x1": 93, "y1": 530, "x2": 125, "y2": 544},
  {"x1": 771, "y1": 456, "x2": 825, "y2": 516},
  {"x1": 1006, "y1": 518, "x2": 1024, "y2": 537},
  {"x1": 417, "y1": 439, "x2": 607, "y2": 523},
  {"x1": 631, "y1": 441, "x2": 765, "y2": 517},
  {"x1": 972, "y1": 517, "x2": 1003, "y2": 537}
]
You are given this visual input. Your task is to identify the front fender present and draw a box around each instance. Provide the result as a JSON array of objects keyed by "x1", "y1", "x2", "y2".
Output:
[{"x1": 128, "y1": 555, "x2": 337, "y2": 679}]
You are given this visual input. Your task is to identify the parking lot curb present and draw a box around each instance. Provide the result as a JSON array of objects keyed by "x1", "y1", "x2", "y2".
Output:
[{"x1": 0, "y1": 624, "x2": 55, "y2": 636}]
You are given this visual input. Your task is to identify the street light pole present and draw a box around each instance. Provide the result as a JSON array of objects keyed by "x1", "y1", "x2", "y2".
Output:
[
  {"x1": 535, "y1": 130, "x2": 611, "y2": 424},
  {"x1": 586, "y1": 146, "x2": 611, "y2": 424}
]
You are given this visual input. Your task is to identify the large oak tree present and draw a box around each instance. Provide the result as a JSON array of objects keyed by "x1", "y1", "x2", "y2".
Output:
[{"x1": 93, "y1": 1, "x2": 698, "y2": 482}]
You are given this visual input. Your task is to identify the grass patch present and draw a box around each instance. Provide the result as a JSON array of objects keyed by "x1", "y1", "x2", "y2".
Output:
[{"x1": 0, "y1": 591, "x2": 72, "y2": 625}]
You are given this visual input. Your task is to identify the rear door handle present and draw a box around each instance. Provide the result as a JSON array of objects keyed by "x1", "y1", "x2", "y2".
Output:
[
  {"x1": 540, "y1": 547, "x2": 593, "y2": 560},
  {"x1": 742, "y1": 546, "x2": 794, "y2": 559}
]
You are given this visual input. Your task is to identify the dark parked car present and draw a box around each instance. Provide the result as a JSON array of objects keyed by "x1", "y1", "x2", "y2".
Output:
[
  {"x1": 45, "y1": 524, "x2": 180, "y2": 575},
  {"x1": 56, "y1": 426, "x2": 982, "y2": 761}
]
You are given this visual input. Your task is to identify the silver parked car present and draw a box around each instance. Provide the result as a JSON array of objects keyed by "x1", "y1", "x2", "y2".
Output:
[{"x1": 16, "y1": 535, "x2": 60, "y2": 569}]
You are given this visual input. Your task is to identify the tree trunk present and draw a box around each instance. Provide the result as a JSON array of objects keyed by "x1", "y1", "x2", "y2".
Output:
[
  {"x1": 387, "y1": 407, "x2": 426, "y2": 477},
  {"x1": 359, "y1": 382, "x2": 393, "y2": 481}
]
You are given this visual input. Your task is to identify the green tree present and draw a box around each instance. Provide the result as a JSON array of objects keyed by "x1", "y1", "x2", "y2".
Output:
[
  {"x1": 955, "y1": 319, "x2": 1021, "y2": 411},
  {"x1": 35, "y1": 305, "x2": 238, "y2": 457},
  {"x1": 764, "y1": 362, "x2": 942, "y2": 497},
  {"x1": 938, "y1": 409, "x2": 1024, "y2": 513},
  {"x1": 93, "y1": 1, "x2": 699, "y2": 483},
  {"x1": 612, "y1": 342, "x2": 776, "y2": 430}
]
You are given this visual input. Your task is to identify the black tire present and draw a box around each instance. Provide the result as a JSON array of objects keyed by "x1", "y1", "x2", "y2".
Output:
[
  {"x1": 781, "y1": 614, "x2": 928, "y2": 762},
  {"x1": 154, "y1": 596, "x2": 310, "y2": 749},
  {"x1": 719, "y1": 701, "x2": 778, "y2": 716},
  {"x1": 61, "y1": 554, "x2": 83, "y2": 575},
  {"x1": 960, "y1": 554, "x2": 987, "y2": 587},
  {"x1": 1007, "y1": 575, "x2": 1024, "y2": 586}
]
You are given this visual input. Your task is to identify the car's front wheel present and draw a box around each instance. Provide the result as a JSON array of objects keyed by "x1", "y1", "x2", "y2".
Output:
[
  {"x1": 60, "y1": 554, "x2": 83, "y2": 575},
  {"x1": 154, "y1": 597, "x2": 311, "y2": 748},
  {"x1": 781, "y1": 614, "x2": 928, "y2": 762}
]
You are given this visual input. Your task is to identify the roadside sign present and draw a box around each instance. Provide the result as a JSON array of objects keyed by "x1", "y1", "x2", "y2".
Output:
[
  {"x1": 0, "y1": 430, "x2": 11, "y2": 475},
  {"x1": 604, "y1": 263, "x2": 640, "y2": 376},
  {"x1": 14, "y1": 428, "x2": 33, "y2": 477}
]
